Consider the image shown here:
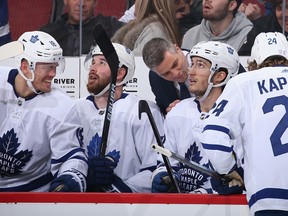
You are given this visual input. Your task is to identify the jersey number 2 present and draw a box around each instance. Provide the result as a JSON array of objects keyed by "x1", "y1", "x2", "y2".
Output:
[{"x1": 262, "y1": 95, "x2": 288, "y2": 156}]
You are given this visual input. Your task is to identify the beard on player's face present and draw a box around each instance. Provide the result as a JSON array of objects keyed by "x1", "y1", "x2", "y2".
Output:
[{"x1": 87, "y1": 76, "x2": 110, "y2": 95}]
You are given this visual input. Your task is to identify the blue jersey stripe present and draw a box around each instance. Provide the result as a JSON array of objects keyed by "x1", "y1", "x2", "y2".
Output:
[
  {"x1": 0, "y1": 172, "x2": 53, "y2": 191},
  {"x1": 51, "y1": 147, "x2": 86, "y2": 164},
  {"x1": 248, "y1": 188, "x2": 288, "y2": 208},
  {"x1": 202, "y1": 143, "x2": 233, "y2": 153},
  {"x1": 203, "y1": 125, "x2": 231, "y2": 139}
]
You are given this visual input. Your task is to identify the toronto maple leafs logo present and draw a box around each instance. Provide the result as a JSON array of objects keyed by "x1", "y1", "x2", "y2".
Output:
[
  {"x1": 0, "y1": 129, "x2": 33, "y2": 177},
  {"x1": 87, "y1": 133, "x2": 120, "y2": 163},
  {"x1": 177, "y1": 142, "x2": 212, "y2": 193},
  {"x1": 30, "y1": 35, "x2": 39, "y2": 43},
  {"x1": 227, "y1": 46, "x2": 234, "y2": 55}
]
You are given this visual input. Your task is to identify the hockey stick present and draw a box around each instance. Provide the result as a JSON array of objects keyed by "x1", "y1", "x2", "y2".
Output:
[
  {"x1": 151, "y1": 144, "x2": 230, "y2": 182},
  {"x1": 138, "y1": 100, "x2": 181, "y2": 193},
  {"x1": 0, "y1": 41, "x2": 24, "y2": 62},
  {"x1": 91, "y1": 24, "x2": 133, "y2": 193},
  {"x1": 92, "y1": 24, "x2": 119, "y2": 156}
]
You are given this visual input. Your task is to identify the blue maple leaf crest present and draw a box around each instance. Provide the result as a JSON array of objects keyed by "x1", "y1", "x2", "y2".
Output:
[
  {"x1": 87, "y1": 133, "x2": 102, "y2": 158},
  {"x1": 185, "y1": 142, "x2": 213, "y2": 170},
  {"x1": 87, "y1": 134, "x2": 120, "y2": 164},
  {"x1": 30, "y1": 35, "x2": 39, "y2": 43},
  {"x1": 227, "y1": 46, "x2": 234, "y2": 55},
  {"x1": 0, "y1": 129, "x2": 33, "y2": 177}
]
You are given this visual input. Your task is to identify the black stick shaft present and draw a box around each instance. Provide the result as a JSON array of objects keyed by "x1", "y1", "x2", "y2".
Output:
[
  {"x1": 138, "y1": 100, "x2": 181, "y2": 193},
  {"x1": 92, "y1": 24, "x2": 119, "y2": 156}
]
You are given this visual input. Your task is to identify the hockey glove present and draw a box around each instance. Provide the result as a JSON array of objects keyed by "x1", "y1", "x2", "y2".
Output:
[
  {"x1": 100, "y1": 174, "x2": 133, "y2": 193},
  {"x1": 151, "y1": 171, "x2": 179, "y2": 193},
  {"x1": 211, "y1": 167, "x2": 245, "y2": 195},
  {"x1": 49, "y1": 174, "x2": 81, "y2": 192},
  {"x1": 87, "y1": 156, "x2": 117, "y2": 191}
]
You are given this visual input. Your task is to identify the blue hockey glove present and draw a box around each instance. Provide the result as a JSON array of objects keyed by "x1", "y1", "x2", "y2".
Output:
[
  {"x1": 211, "y1": 167, "x2": 245, "y2": 195},
  {"x1": 87, "y1": 156, "x2": 117, "y2": 191},
  {"x1": 49, "y1": 174, "x2": 81, "y2": 192},
  {"x1": 151, "y1": 171, "x2": 179, "y2": 193}
]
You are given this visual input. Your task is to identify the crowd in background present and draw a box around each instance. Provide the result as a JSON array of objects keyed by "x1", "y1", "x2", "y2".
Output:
[{"x1": 1, "y1": 0, "x2": 288, "y2": 215}]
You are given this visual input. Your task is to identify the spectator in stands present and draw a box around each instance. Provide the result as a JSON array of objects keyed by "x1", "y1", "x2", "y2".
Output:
[
  {"x1": 238, "y1": 1, "x2": 263, "y2": 21},
  {"x1": 177, "y1": 0, "x2": 203, "y2": 38},
  {"x1": 119, "y1": 0, "x2": 203, "y2": 40},
  {"x1": 0, "y1": 0, "x2": 11, "y2": 45},
  {"x1": 181, "y1": 0, "x2": 253, "y2": 52},
  {"x1": 40, "y1": 0, "x2": 125, "y2": 56},
  {"x1": 111, "y1": 0, "x2": 180, "y2": 56},
  {"x1": 239, "y1": 0, "x2": 288, "y2": 56}
]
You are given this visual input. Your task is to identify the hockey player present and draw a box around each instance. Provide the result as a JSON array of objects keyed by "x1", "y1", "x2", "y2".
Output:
[
  {"x1": 200, "y1": 32, "x2": 288, "y2": 215},
  {"x1": 0, "y1": 31, "x2": 88, "y2": 192},
  {"x1": 151, "y1": 41, "x2": 244, "y2": 194},
  {"x1": 76, "y1": 43, "x2": 164, "y2": 192}
]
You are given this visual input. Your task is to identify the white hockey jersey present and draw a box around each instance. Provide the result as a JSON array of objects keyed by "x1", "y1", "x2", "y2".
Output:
[
  {"x1": 76, "y1": 94, "x2": 164, "y2": 192},
  {"x1": 163, "y1": 98, "x2": 214, "y2": 193},
  {"x1": 0, "y1": 67, "x2": 88, "y2": 191},
  {"x1": 200, "y1": 66, "x2": 288, "y2": 215}
]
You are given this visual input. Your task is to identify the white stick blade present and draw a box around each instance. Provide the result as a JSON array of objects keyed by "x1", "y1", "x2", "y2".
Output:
[
  {"x1": 0, "y1": 41, "x2": 24, "y2": 62},
  {"x1": 151, "y1": 144, "x2": 172, "y2": 157}
]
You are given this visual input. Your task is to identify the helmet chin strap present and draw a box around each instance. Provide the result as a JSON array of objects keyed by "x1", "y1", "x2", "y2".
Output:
[
  {"x1": 199, "y1": 82, "x2": 213, "y2": 102},
  {"x1": 90, "y1": 84, "x2": 110, "y2": 97},
  {"x1": 18, "y1": 69, "x2": 41, "y2": 95}
]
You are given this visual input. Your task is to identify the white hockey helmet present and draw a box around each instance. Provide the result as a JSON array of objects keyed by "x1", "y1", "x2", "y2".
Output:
[
  {"x1": 250, "y1": 32, "x2": 288, "y2": 65},
  {"x1": 85, "y1": 43, "x2": 135, "y2": 86},
  {"x1": 16, "y1": 31, "x2": 65, "y2": 75},
  {"x1": 189, "y1": 41, "x2": 239, "y2": 101}
]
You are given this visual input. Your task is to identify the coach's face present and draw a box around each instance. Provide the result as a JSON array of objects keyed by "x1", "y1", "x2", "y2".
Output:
[
  {"x1": 154, "y1": 46, "x2": 188, "y2": 83},
  {"x1": 86, "y1": 55, "x2": 111, "y2": 95},
  {"x1": 189, "y1": 56, "x2": 211, "y2": 98}
]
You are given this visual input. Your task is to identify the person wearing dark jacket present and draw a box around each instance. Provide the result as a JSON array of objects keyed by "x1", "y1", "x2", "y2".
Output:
[
  {"x1": 238, "y1": 0, "x2": 288, "y2": 56},
  {"x1": 40, "y1": 0, "x2": 125, "y2": 56}
]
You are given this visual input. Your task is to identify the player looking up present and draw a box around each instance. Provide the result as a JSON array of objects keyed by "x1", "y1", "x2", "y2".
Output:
[
  {"x1": 0, "y1": 31, "x2": 88, "y2": 192},
  {"x1": 76, "y1": 43, "x2": 164, "y2": 192},
  {"x1": 200, "y1": 32, "x2": 288, "y2": 215},
  {"x1": 151, "y1": 41, "x2": 244, "y2": 194}
]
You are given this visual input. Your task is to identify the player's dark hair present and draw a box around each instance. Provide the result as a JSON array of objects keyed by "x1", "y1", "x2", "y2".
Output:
[
  {"x1": 247, "y1": 56, "x2": 288, "y2": 71},
  {"x1": 142, "y1": 38, "x2": 176, "y2": 70},
  {"x1": 230, "y1": 0, "x2": 243, "y2": 16}
]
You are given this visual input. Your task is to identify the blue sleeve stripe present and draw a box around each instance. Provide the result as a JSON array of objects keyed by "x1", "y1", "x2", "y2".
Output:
[
  {"x1": 249, "y1": 188, "x2": 288, "y2": 208},
  {"x1": 51, "y1": 147, "x2": 86, "y2": 164},
  {"x1": 203, "y1": 125, "x2": 231, "y2": 139},
  {"x1": 202, "y1": 143, "x2": 233, "y2": 153}
]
